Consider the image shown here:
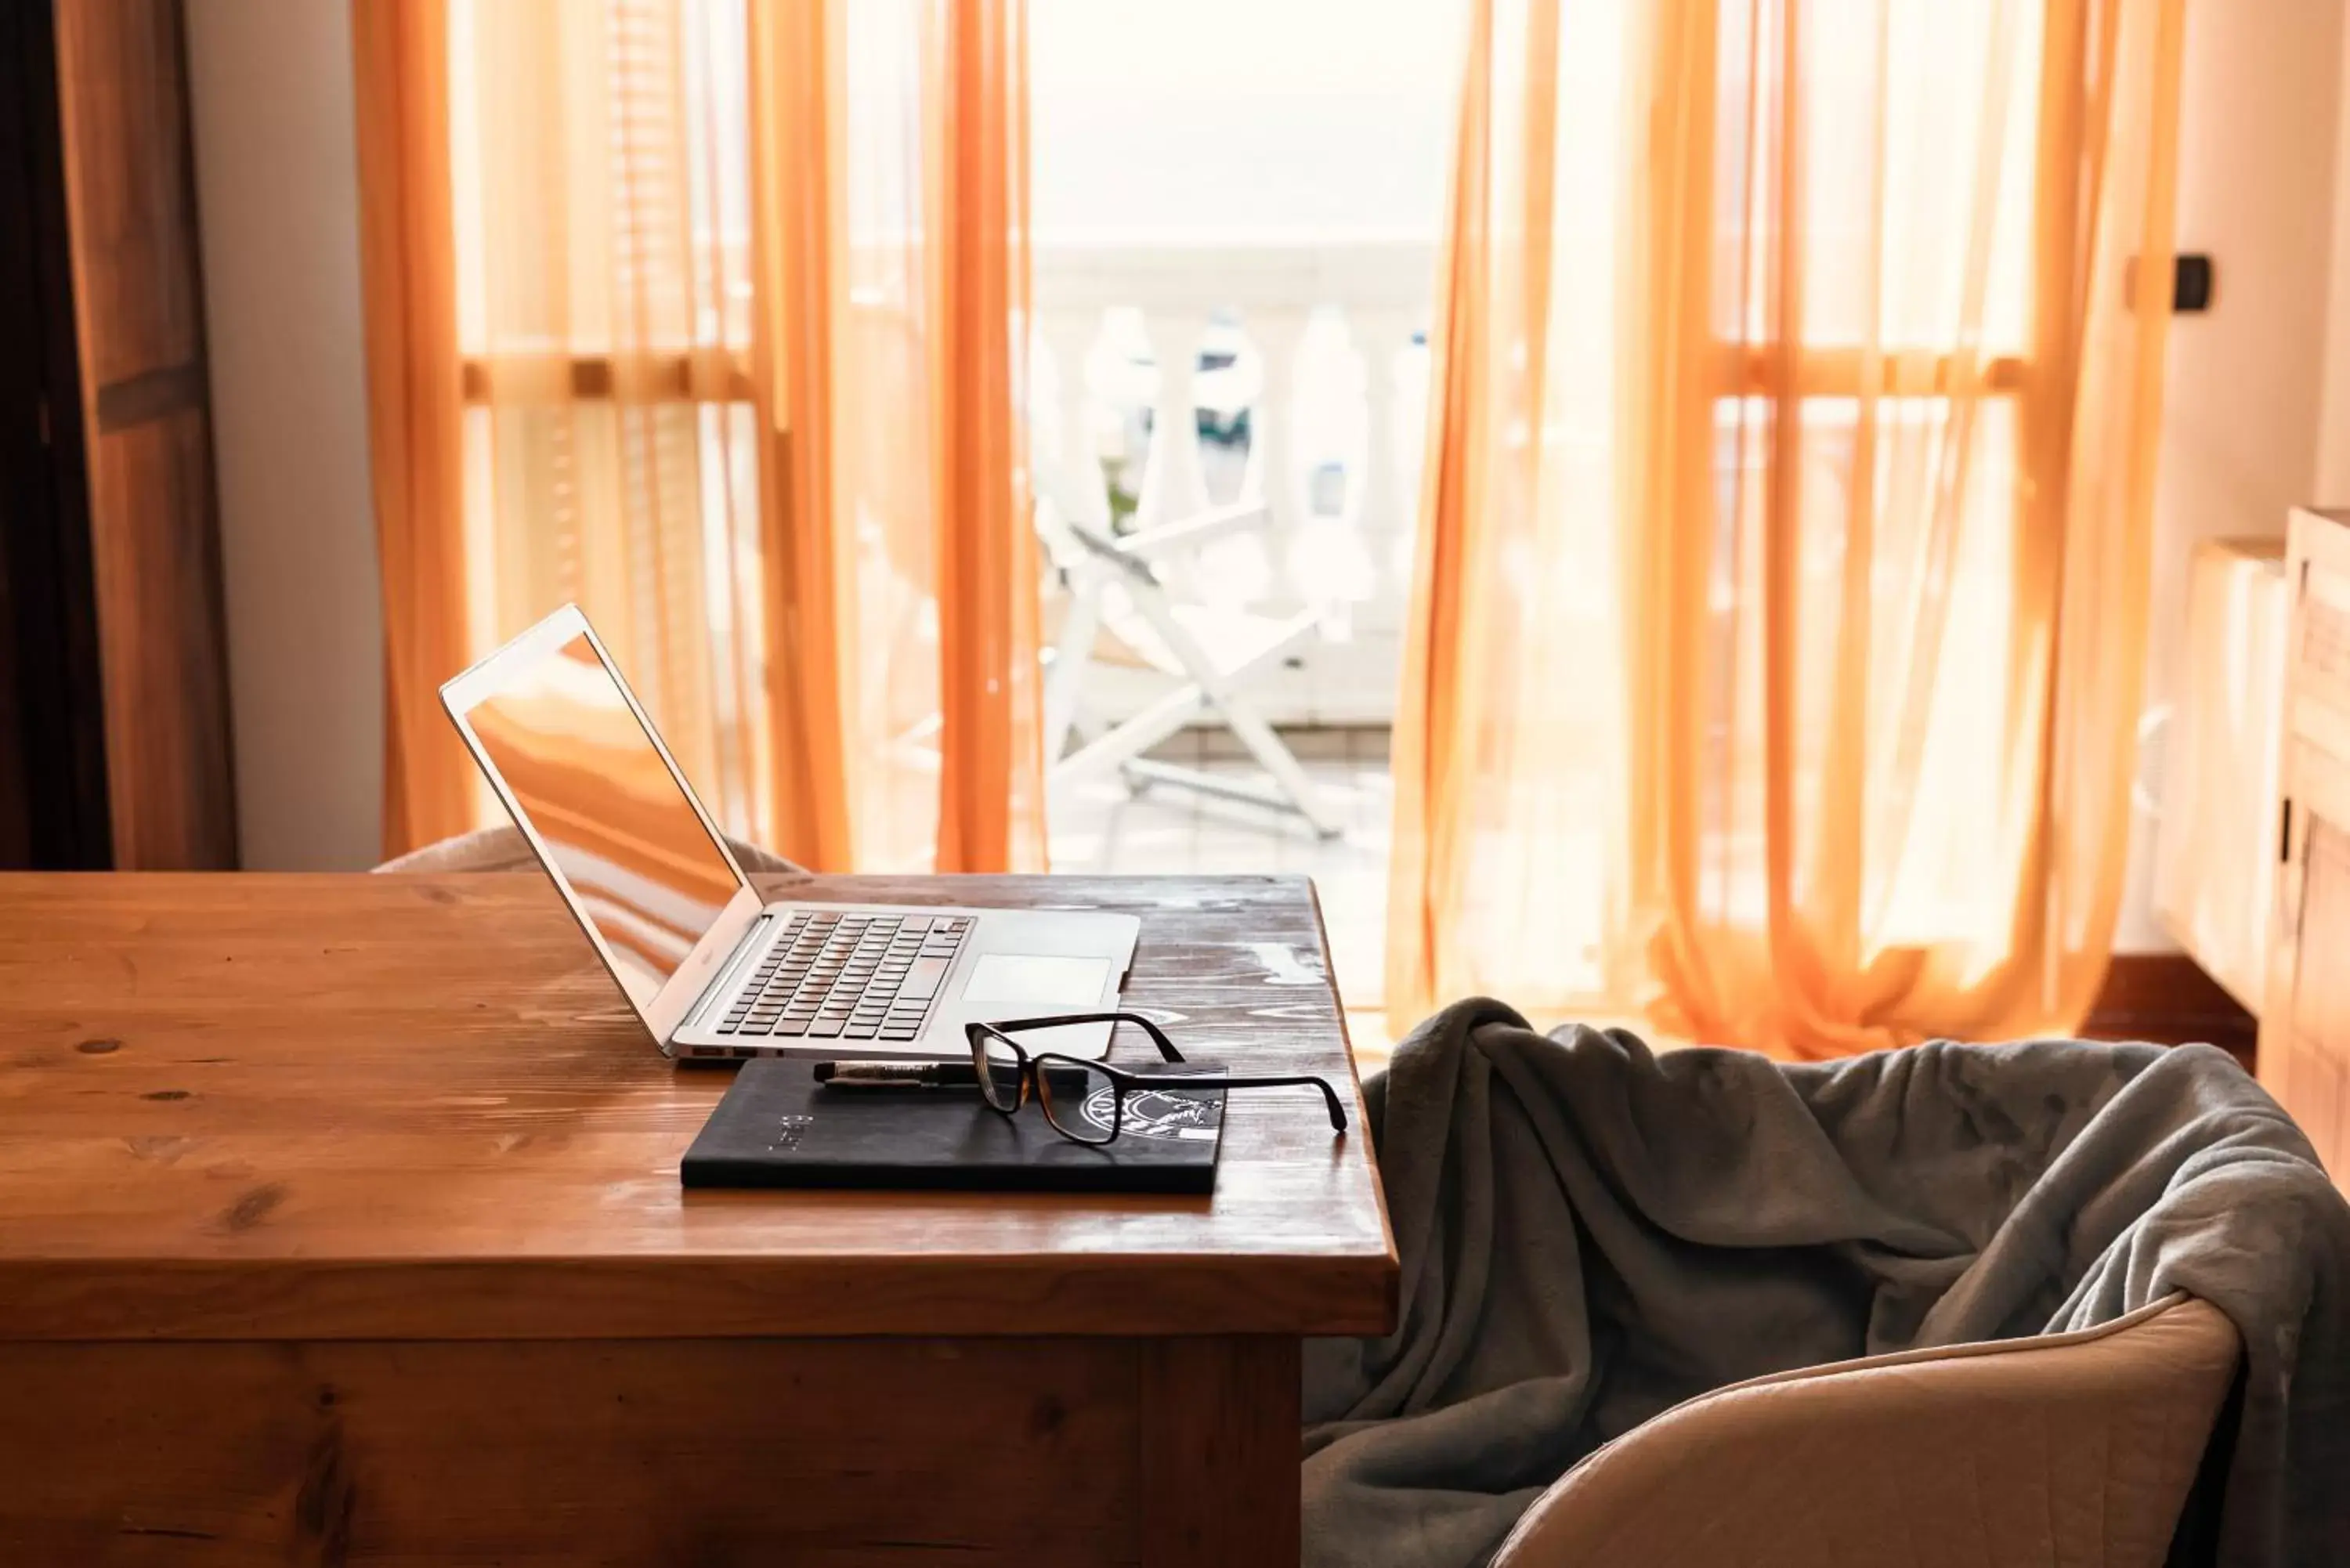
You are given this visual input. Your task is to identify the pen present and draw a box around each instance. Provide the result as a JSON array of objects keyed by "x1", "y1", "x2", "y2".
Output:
[{"x1": 814, "y1": 1060, "x2": 982, "y2": 1089}]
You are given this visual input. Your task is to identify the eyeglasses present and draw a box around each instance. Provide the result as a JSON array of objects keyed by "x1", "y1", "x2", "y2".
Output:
[{"x1": 966, "y1": 1012, "x2": 1348, "y2": 1147}]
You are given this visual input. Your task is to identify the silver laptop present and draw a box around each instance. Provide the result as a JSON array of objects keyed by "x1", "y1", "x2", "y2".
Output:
[{"x1": 439, "y1": 605, "x2": 1140, "y2": 1062}]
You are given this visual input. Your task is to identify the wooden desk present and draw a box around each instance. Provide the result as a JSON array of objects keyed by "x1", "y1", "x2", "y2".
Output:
[{"x1": 0, "y1": 873, "x2": 1394, "y2": 1566}]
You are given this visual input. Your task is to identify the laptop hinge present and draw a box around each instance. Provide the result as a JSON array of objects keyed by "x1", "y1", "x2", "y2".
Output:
[{"x1": 685, "y1": 912, "x2": 773, "y2": 1033}]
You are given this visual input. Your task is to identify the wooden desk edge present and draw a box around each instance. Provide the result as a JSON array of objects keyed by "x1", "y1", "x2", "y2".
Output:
[
  {"x1": 1305, "y1": 874, "x2": 1402, "y2": 1271},
  {"x1": 0, "y1": 1248, "x2": 1400, "y2": 1342}
]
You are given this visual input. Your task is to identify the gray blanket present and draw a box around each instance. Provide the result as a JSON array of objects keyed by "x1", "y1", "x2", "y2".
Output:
[{"x1": 1303, "y1": 999, "x2": 2350, "y2": 1568}]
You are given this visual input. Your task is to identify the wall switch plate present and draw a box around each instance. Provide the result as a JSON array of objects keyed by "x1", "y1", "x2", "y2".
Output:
[
  {"x1": 2128, "y1": 252, "x2": 2214, "y2": 313},
  {"x1": 2172, "y1": 254, "x2": 2214, "y2": 313}
]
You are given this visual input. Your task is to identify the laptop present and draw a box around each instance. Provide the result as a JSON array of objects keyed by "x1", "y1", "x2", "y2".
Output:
[{"x1": 439, "y1": 604, "x2": 1140, "y2": 1063}]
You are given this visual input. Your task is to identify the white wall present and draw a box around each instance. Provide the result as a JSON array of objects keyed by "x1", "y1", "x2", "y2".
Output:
[
  {"x1": 184, "y1": 1, "x2": 385, "y2": 870},
  {"x1": 2117, "y1": 0, "x2": 2348, "y2": 950}
]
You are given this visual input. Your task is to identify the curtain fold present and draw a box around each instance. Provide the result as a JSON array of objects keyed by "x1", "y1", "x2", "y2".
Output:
[
  {"x1": 352, "y1": 0, "x2": 473, "y2": 860},
  {"x1": 747, "y1": 0, "x2": 854, "y2": 867},
  {"x1": 1389, "y1": 0, "x2": 2185, "y2": 1056},
  {"x1": 744, "y1": 0, "x2": 1047, "y2": 873},
  {"x1": 354, "y1": 0, "x2": 1044, "y2": 873},
  {"x1": 926, "y1": 0, "x2": 1047, "y2": 873}
]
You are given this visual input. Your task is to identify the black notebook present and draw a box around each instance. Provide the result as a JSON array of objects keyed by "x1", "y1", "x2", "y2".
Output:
[{"x1": 681, "y1": 1060, "x2": 1226, "y2": 1194}]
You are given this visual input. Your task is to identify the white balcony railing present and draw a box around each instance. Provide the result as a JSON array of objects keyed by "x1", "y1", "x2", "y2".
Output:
[{"x1": 1032, "y1": 237, "x2": 1436, "y2": 725}]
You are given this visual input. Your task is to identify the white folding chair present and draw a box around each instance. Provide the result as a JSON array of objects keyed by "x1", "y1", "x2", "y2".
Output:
[{"x1": 1039, "y1": 499, "x2": 1341, "y2": 838}]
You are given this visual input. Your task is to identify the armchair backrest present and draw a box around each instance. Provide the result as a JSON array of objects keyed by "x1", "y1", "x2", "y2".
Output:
[{"x1": 1491, "y1": 1292, "x2": 2240, "y2": 1568}]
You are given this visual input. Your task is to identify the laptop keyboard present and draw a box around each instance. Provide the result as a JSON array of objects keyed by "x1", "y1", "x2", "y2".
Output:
[{"x1": 715, "y1": 911, "x2": 971, "y2": 1042}]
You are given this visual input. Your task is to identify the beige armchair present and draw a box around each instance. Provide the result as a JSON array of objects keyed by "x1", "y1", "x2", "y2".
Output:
[{"x1": 1491, "y1": 1292, "x2": 2240, "y2": 1568}]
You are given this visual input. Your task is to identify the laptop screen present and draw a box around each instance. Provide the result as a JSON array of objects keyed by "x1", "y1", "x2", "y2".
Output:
[{"x1": 465, "y1": 632, "x2": 745, "y2": 1008}]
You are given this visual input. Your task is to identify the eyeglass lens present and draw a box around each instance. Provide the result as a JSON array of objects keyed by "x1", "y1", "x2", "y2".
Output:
[
  {"x1": 1035, "y1": 1058, "x2": 1120, "y2": 1146},
  {"x1": 976, "y1": 1031, "x2": 1025, "y2": 1111}
]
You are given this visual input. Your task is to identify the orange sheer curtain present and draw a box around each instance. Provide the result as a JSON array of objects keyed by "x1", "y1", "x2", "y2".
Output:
[
  {"x1": 354, "y1": 0, "x2": 1044, "y2": 872},
  {"x1": 352, "y1": 0, "x2": 472, "y2": 858},
  {"x1": 1389, "y1": 0, "x2": 2185, "y2": 1056},
  {"x1": 747, "y1": 0, "x2": 1047, "y2": 873}
]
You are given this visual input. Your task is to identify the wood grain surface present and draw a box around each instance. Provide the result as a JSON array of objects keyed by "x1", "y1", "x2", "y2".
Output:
[
  {"x1": 0, "y1": 872, "x2": 1395, "y2": 1339},
  {"x1": 0, "y1": 1335, "x2": 1144, "y2": 1566},
  {"x1": 49, "y1": 0, "x2": 237, "y2": 869},
  {"x1": 1141, "y1": 1337, "x2": 1302, "y2": 1568},
  {"x1": 83, "y1": 408, "x2": 237, "y2": 868},
  {"x1": 52, "y1": 0, "x2": 205, "y2": 391}
]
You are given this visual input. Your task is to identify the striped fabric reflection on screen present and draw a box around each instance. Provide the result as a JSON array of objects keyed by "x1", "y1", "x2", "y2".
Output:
[{"x1": 465, "y1": 634, "x2": 741, "y2": 1007}]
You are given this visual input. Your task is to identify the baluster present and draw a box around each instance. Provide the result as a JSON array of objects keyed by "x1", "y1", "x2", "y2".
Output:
[
  {"x1": 1134, "y1": 309, "x2": 1214, "y2": 531},
  {"x1": 1041, "y1": 311, "x2": 1108, "y2": 532},
  {"x1": 1245, "y1": 307, "x2": 1311, "y2": 609},
  {"x1": 1353, "y1": 309, "x2": 1421, "y2": 637}
]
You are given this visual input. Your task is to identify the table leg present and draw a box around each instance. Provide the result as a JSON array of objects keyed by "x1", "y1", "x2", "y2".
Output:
[{"x1": 1139, "y1": 1336, "x2": 1301, "y2": 1568}]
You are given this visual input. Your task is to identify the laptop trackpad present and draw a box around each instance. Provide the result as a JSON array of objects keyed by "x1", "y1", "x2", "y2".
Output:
[{"x1": 962, "y1": 954, "x2": 1111, "y2": 1006}]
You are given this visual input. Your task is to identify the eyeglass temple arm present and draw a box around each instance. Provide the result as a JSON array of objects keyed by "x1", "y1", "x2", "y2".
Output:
[
  {"x1": 1219, "y1": 1075, "x2": 1347, "y2": 1131},
  {"x1": 1165, "y1": 1072, "x2": 1349, "y2": 1132},
  {"x1": 981, "y1": 1012, "x2": 1185, "y2": 1062}
]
